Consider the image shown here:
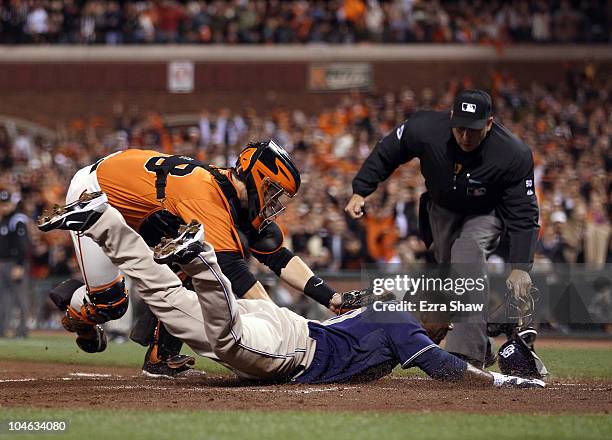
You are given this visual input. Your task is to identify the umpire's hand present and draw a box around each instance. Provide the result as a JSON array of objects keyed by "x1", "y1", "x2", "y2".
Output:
[
  {"x1": 506, "y1": 269, "x2": 533, "y2": 299},
  {"x1": 345, "y1": 194, "x2": 366, "y2": 219}
]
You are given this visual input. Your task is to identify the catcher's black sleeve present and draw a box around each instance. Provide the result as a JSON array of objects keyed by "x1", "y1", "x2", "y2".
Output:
[
  {"x1": 251, "y1": 246, "x2": 294, "y2": 277},
  {"x1": 303, "y1": 275, "x2": 336, "y2": 306},
  {"x1": 352, "y1": 114, "x2": 424, "y2": 197},
  {"x1": 497, "y1": 148, "x2": 540, "y2": 271},
  {"x1": 215, "y1": 251, "x2": 257, "y2": 298}
]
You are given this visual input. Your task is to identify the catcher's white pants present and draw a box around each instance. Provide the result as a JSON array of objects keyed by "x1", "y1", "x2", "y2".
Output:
[
  {"x1": 65, "y1": 162, "x2": 134, "y2": 332},
  {"x1": 83, "y1": 205, "x2": 316, "y2": 380},
  {"x1": 66, "y1": 164, "x2": 117, "y2": 290}
]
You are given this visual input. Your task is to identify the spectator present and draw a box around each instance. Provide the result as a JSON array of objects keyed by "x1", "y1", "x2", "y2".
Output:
[
  {"x1": 537, "y1": 211, "x2": 569, "y2": 264},
  {"x1": 103, "y1": 1, "x2": 124, "y2": 45},
  {"x1": 531, "y1": 2, "x2": 551, "y2": 43},
  {"x1": 1, "y1": 0, "x2": 609, "y2": 45},
  {"x1": 588, "y1": 277, "x2": 612, "y2": 333},
  {"x1": 155, "y1": 0, "x2": 187, "y2": 43},
  {"x1": 24, "y1": 1, "x2": 48, "y2": 43},
  {"x1": 584, "y1": 193, "x2": 611, "y2": 268},
  {"x1": 0, "y1": 64, "x2": 609, "y2": 322}
]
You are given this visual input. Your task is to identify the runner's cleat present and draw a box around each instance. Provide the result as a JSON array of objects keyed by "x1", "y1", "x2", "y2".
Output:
[
  {"x1": 38, "y1": 191, "x2": 108, "y2": 232},
  {"x1": 153, "y1": 220, "x2": 205, "y2": 265}
]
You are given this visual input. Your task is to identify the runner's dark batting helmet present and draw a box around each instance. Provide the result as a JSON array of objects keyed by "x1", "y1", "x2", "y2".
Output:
[{"x1": 498, "y1": 328, "x2": 548, "y2": 379}]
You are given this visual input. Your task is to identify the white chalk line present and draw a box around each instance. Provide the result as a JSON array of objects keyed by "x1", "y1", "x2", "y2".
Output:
[
  {"x1": 221, "y1": 386, "x2": 361, "y2": 395},
  {"x1": 0, "y1": 378, "x2": 37, "y2": 383},
  {"x1": 0, "y1": 376, "x2": 361, "y2": 394},
  {"x1": 388, "y1": 376, "x2": 430, "y2": 381},
  {"x1": 2, "y1": 376, "x2": 610, "y2": 394},
  {"x1": 92, "y1": 385, "x2": 173, "y2": 391},
  {"x1": 69, "y1": 372, "x2": 115, "y2": 378}
]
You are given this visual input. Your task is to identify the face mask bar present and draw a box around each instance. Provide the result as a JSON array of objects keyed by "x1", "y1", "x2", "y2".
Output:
[{"x1": 257, "y1": 177, "x2": 291, "y2": 231}]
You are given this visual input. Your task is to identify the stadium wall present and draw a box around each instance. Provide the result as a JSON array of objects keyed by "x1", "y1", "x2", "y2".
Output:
[{"x1": 0, "y1": 45, "x2": 609, "y2": 127}]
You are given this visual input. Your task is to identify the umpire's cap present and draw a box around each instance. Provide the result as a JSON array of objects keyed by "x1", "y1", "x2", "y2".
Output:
[{"x1": 450, "y1": 89, "x2": 493, "y2": 129}]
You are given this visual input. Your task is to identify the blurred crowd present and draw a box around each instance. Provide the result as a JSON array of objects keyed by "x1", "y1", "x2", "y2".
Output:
[
  {"x1": 0, "y1": 63, "x2": 610, "y2": 331},
  {"x1": 1, "y1": 63, "x2": 610, "y2": 273},
  {"x1": 0, "y1": 0, "x2": 610, "y2": 45}
]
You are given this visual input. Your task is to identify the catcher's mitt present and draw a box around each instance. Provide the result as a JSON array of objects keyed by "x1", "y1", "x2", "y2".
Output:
[
  {"x1": 506, "y1": 285, "x2": 540, "y2": 329},
  {"x1": 335, "y1": 288, "x2": 396, "y2": 315}
]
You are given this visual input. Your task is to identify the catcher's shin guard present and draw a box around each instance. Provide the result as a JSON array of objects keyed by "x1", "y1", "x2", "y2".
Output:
[
  {"x1": 56, "y1": 277, "x2": 129, "y2": 327},
  {"x1": 81, "y1": 277, "x2": 130, "y2": 323},
  {"x1": 49, "y1": 279, "x2": 107, "y2": 353},
  {"x1": 60, "y1": 306, "x2": 108, "y2": 353},
  {"x1": 50, "y1": 277, "x2": 128, "y2": 353}
]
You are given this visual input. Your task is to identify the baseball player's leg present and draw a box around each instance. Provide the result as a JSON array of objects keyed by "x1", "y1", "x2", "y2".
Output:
[
  {"x1": 155, "y1": 223, "x2": 311, "y2": 380},
  {"x1": 444, "y1": 212, "x2": 503, "y2": 367},
  {"x1": 0, "y1": 263, "x2": 10, "y2": 336},
  {"x1": 102, "y1": 274, "x2": 134, "y2": 339},
  {"x1": 58, "y1": 168, "x2": 128, "y2": 351},
  {"x1": 427, "y1": 202, "x2": 465, "y2": 263},
  {"x1": 67, "y1": 165, "x2": 121, "y2": 290},
  {"x1": 180, "y1": 248, "x2": 310, "y2": 380},
  {"x1": 12, "y1": 270, "x2": 29, "y2": 337},
  {"x1": 456, "y1": 213, "x2": 503, "y2": 259},
  {"x1": 68, "y1": 171, "x2": 194, "y2": 374},
  {"x1": 80, "y1": 205, "x2": 216, "y2": 359}
]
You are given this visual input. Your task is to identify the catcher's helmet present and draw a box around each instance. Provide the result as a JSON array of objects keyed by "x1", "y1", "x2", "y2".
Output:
[
  {"x1": 498, "y1": 328, "x2": 548, "y2": 379},
  {"x1": 235, "y1": 140, "x2": 300, "y2": 231}
]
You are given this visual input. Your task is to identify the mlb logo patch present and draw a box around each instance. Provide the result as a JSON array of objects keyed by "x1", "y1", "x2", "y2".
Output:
[{"x1": 461, "y1": 102, "x2": 477, "y2": 113}]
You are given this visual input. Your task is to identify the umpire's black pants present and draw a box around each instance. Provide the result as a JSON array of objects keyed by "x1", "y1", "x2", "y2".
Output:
[
  {"x1": 428, "y1": 202, "x2": 503, "y2": 366},
  {"x1": 0, "y1": 261, "x2": 28, "y2": 337}
]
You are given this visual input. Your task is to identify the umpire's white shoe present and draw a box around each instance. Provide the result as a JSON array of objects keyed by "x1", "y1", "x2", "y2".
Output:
[
  {"x1": 153, "y1": 220, "x2": 205, "y2": 265},
  {"x1": 38, "y1": 191, "x2": 108, "y2": 232}
]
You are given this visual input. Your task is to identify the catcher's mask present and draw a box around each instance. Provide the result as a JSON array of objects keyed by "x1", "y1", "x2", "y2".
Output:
[
  {"x1": 235, "y1": 140, "x2": 300, "y2": 231},
  {"x1": 498, "y1": 328, "x2": 548, "y2": 379}
]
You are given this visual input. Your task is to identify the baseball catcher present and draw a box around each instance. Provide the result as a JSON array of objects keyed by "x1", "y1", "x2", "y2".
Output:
[{"x1": 44, "y1": 141, "x2": 379, "y2": 377}]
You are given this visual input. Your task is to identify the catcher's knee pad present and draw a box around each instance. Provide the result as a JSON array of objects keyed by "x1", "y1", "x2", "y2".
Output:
[{"x1": 66, "y1": 277, "x2": 129, "y2": 327}]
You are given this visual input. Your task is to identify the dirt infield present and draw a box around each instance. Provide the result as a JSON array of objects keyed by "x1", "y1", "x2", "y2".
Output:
[{"x1": 1, "y1": 361, "x2": 610, "y2": 414}]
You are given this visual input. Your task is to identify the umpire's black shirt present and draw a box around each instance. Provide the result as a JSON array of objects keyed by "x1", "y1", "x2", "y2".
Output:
[
  {"x1": 0, "y1": 210, "x2": 29, "y2": 261},
  {"x1": 352, "y1": 111, "x2": 539, "y2": 271}
]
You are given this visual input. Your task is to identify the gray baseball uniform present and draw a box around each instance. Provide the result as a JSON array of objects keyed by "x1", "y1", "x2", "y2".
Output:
[{"x1": 82, "y1": 205, "x2": 316, "y2": 380}]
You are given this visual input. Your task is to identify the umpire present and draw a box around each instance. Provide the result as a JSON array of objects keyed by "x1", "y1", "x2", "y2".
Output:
[
  {"x1": 0, "y1": 187, "x2": 29, "y2": 338},
  {"x1": 345, "y1": 90, "x2": 540, "y2": 368}
]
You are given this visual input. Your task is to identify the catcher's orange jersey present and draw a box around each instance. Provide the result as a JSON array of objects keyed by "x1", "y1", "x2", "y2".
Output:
[{"x1": 96, "y1": 149, "x2": 243, "y2": 253}]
